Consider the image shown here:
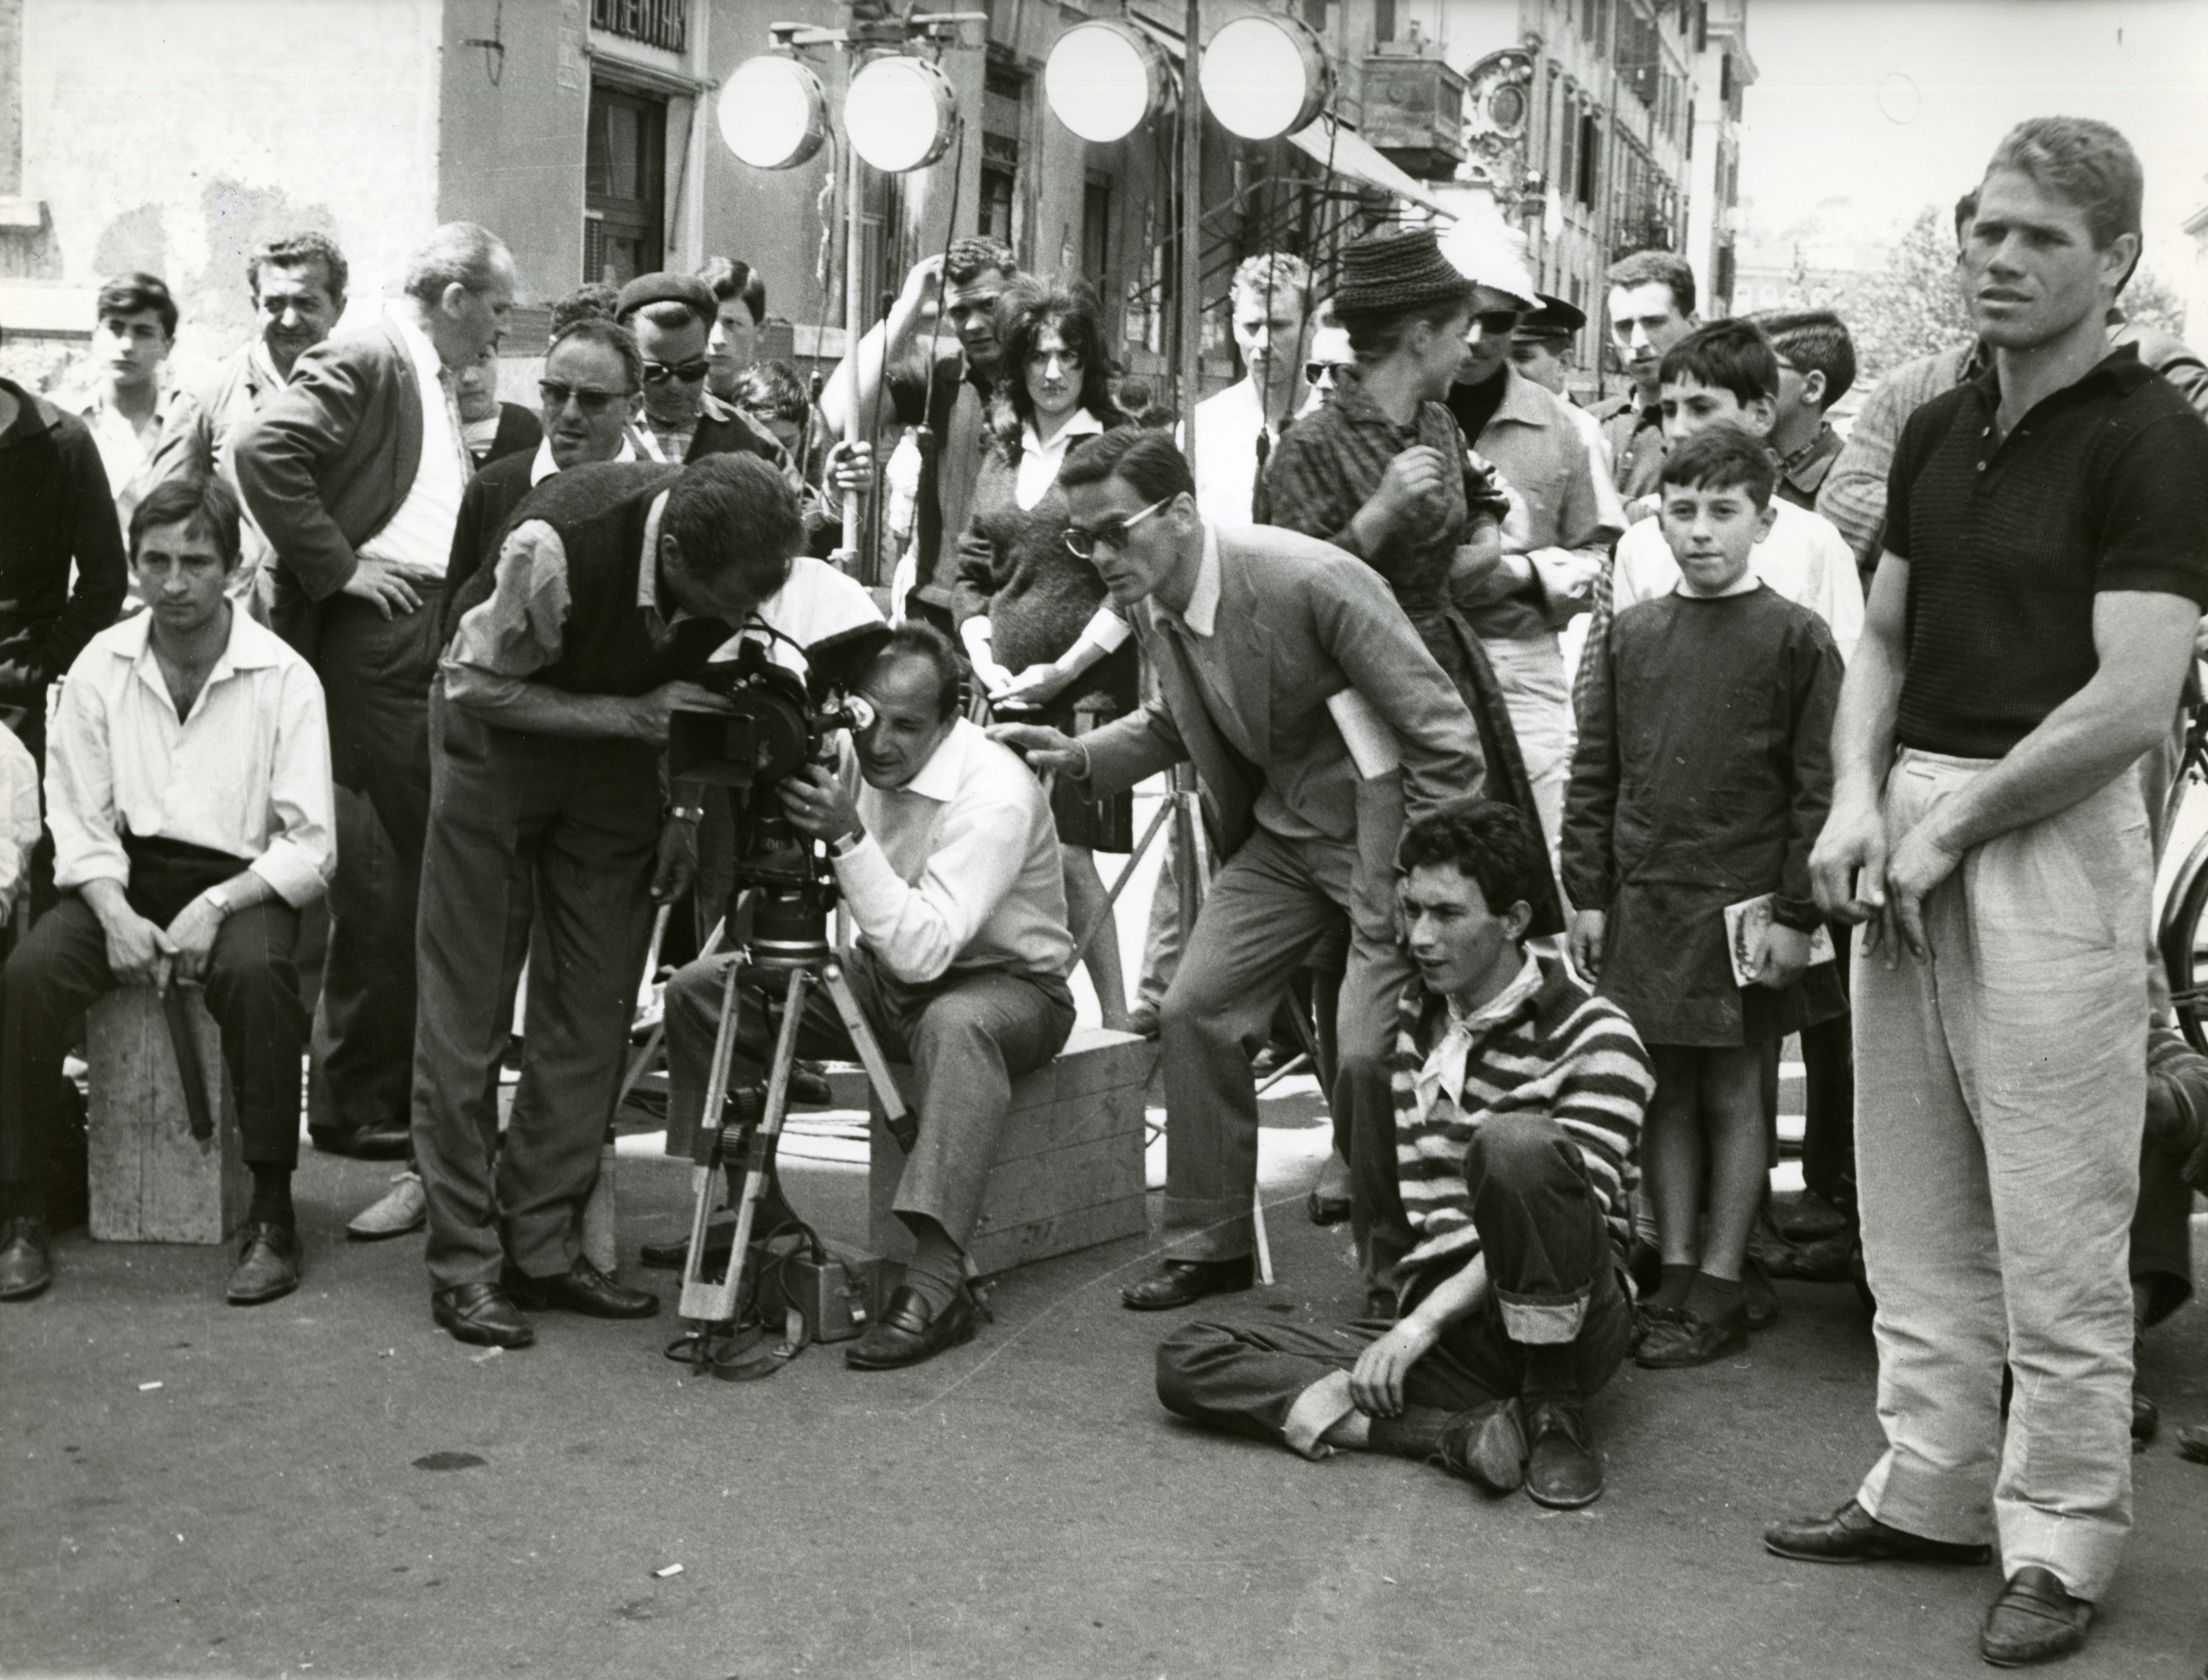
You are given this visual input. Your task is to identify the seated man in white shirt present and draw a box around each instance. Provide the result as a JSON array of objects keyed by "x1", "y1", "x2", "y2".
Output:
[
  {"x1": 662, "y1": 624, "x2": 1078, "y2": 1370},
  {"x1": 1587, "y1": 320, "x2": 1863, "y2": 669},
  {"x1": 0, "y1": 474, "x2": 335, "y2": 1305}
]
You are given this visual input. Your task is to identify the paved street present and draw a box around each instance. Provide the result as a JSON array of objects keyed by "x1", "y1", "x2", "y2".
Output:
[{"x1": 4, "y1": 1074, "x2": 2203, "y2": 1680}]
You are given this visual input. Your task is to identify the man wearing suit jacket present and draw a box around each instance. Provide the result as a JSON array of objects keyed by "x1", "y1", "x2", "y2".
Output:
[
  {"x1": 993, "y1": 430, "x2": 1486, "y2": 1309},
  {"x1": 234, "y1": 221, "x2": 516, "y2": 1160}
]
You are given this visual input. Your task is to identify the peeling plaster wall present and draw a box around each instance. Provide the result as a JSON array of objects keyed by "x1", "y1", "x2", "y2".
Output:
[{"x1": 8, "y1": 0, "x2": 441, "y2": 388}]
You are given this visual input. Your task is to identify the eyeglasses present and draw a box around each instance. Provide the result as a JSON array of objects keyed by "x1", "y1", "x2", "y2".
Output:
[
  {"x1": 1470, "y1": 311, "x2": 1523, "y2": 339},
  {"x1": 641, "y1": 358, "x2": 711, "y2": 387},
  {"x1": 1305, "y1": 359, "x2": 1353, "y2": 386},
  {"x1": 1064, "y1": 495, "x2": 1173, "y2": 560},
  {"x1": 539, "y1": 380, "x2": 630, "y2": 417}
]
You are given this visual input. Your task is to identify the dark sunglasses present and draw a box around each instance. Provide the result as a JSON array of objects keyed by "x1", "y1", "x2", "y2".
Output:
[
  {"x1": 1305, "y1": 359, "x2": 1353, "y2": 384},
  {"x1": 641, "y1": 357, "x2": 710, "y2": 386},
  {"x1": 1471, "y1": 311, "x2": 1523, "y2": 338},
  {"x1": 1064, "y1": 495, "x2": 1172, "y2": 561},
  {"x1": 539, "y1": 380, "x2": 630, "y2": 416}
]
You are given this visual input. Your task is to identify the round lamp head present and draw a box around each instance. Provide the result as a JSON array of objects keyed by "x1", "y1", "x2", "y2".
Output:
[
  {"x1": 718, "y1": 54, "x2": 829, "y2": 170},
  {"x1": 845, "y1": 54, "x2": 958, "y2": 174},
  {"x1": 1199, "y1": 14, "x2": 1332, "y2": 142},
  {"x1": 1044, "y1": 19, "x2": 1168, "y2": 144}
]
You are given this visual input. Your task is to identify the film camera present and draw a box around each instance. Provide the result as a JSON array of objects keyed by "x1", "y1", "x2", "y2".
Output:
[{"x1": 667, "y1": 636, "x2": 880, "y2": 971}]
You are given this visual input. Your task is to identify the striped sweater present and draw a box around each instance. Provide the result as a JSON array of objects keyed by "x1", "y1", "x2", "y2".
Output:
[{"x1": 1390, "y1": 952, "x2": 1653, "y2": 1283}]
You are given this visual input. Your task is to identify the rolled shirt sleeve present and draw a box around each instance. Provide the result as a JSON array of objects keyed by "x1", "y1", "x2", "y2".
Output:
[{"x1": 443, "y1": 520, "x2": 573, "y2": 683}]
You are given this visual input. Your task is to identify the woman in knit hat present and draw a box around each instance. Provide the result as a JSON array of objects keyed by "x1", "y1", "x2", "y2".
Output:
[
  {"x1": 1259, "y1": 227, "x2": 1563, "y2": 938},
  {"x1": 950, "y1": 277, "x2": 1137, "y2": 1029}
]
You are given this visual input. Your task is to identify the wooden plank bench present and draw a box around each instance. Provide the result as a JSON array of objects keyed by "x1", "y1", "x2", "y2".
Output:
[
  {"x1": 85, "y1": 987, "x2": 247, "y2": 1245},
  {"x1": 866, "y1": 1027, "x2": 1155, "y2": 1278}
]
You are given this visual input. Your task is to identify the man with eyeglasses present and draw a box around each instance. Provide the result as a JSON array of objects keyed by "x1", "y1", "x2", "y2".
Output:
[
  {"x1": 991, "y1": 430, "x2": 1485, "y2": 1312},
  {"x1": 236, "y1": 221, "x2": 517, "y2": 1164}
]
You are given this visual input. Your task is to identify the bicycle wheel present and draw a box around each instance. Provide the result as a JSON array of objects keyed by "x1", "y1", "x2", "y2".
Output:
[{"x1": 2157, "y1": 825, "x2": 2208, "y2": 1052}]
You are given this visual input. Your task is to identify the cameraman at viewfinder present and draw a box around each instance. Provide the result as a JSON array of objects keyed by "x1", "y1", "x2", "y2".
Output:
[
  {"x1": 662, "y1": 623, "x2": 1077, "y2": 1370},
  {"x1": 414, "y1": 454, "x2": 881, "y2": 1352}
]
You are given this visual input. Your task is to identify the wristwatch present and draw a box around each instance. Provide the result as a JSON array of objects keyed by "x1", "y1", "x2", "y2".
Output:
[
  {"x1": 203, "y1": 883, "x2": 236, "y2": 919},
  {"x1": 829, "y1": 829, "x2": 864, "y2": 859},
  {"x1": 669, "y1": 804, "x2": 705, "y2": 825}
]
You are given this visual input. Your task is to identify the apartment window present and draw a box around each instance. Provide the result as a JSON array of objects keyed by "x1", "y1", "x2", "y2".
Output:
[
  {"x1": 981, "y1": 60, "x2": 1026, "y2": 259},
  {"x1": 1576, "y1": 111, "x2": 1601, "y2": 208},
  {"x1": 1083, "y1": 178, "x2": 1111, "y2": 281},
  {"x1": 1556, "y1": 89, "x2": 1578, "y2": 208},
  {"x1": 585, "y1": 83, "x2": 666, "y2": 285}
]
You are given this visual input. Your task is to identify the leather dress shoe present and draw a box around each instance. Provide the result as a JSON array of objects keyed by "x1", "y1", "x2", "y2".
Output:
[
  {"x1": 1306, "y1": 1189, "x2": 1351, "y2": 1225},
  {"x1": 1980, "y1": 1566, "x2": 2093, "y2": 1667},
  {"x1": 347, "y1": 1171, "x2": 427, "y2": 1240},
  {"x1": 845, "y1": 1284, "x2": 976, "y2": 1369},
  {"x1": 1435, "y1": 1399, "x2": 1526, "y2": 1495},
  {"x1": 0, "y1": 1215, "x2": 53, "y2": 1301},
  {"x1": 225, "y1": 1222, "x2": 301, "y2": 1306},
  {"x1": 2133, "y1": 1390, "x2": 2159, "y2": 1446},
  {"x1": 503, "y1": 1256, "x2": 658, "y2": 1318},
  {"x1": 2176, "y1": 1422, "x2": 2208, "y2": 1464},
  {"x1": 1636, "y1": 1302, "x2": 1747, "y2": 1368},
  {"x1": 433, "y1": 1282, "x2": 534, "y2": 1348},
  {"x1": 1763, "y1": 1498, "x2": 1991, "y2": 1566},
  {"x1": 1524, "y1": 1398, "x2": 1603, "y2": 1508},
  {"x1": 308, "y1": 1121, "x2": 410, "y2": 1161},
  {"x1": 1121, "y1": 1255, "x2": 1255, "y2": 1311}
]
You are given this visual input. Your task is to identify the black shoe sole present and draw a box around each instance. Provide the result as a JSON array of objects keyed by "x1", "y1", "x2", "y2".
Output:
[
  {"x1": 0, "y1": 1273, "x2": 52, "y2": 1302},
  {"x1": 1526, "y1": 1478, "x2": 1603, "y2": 1510},
  {"x1": 433, "y1": 1303, "x2": 536, "y2": 1348},
  {"x1": 310, "y1": 1129, "x2": 411, "y2": 1162},
  {"x1": 1763, "y1": 1536, "x2": 1991, "y2": 1566},
  {"x1": 226, "y1": 1276, "x2": 299, "y2": 1307},
  {"x1": 1121, "y1": 1275, "x2": 1254, "y2": 1311},
  {"x1": 845, "y1": 1315, "x2": 977, "y2": 1369}
]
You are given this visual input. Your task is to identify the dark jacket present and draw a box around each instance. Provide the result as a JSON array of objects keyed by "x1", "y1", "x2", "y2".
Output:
[
  {"x1": 233, "y1": 317, "x2": 425, "y2": 650},
  {"x1": 445, "y1": 450, "x2": 538, "y2": 615},
  {"x1": 0, "y1": 379, "x2": 128, "y2": 722},
  {"x1": 478, "y1": 403, "x2": 542, "y2": 469}
]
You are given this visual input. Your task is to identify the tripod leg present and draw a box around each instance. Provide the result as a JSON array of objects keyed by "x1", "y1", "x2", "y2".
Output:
[
  {"x1": 824, "y1": 960, "x2": 914, "y2": 1152},
  {"x1": 677, "y1": 962, "x2": 747, "y2": 1311},
  {"x1": 683, "y1": 967, "x2": 812, "y2": 1327}
]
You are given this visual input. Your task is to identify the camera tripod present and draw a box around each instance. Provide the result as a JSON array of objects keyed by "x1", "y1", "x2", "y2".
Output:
[{"x1": 670, "y1": 943, "x2": 912, "y2": 1376}]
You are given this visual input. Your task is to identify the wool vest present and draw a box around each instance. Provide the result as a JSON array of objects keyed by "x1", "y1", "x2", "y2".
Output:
[{"x1": 448, "y1": 460, "x2": 734, "y2": 696}]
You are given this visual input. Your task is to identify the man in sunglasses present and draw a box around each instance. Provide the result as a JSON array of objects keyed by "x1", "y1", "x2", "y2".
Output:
[
  {"x1": 236, "y1": 221, "x2": 517, "y2": 1164},
  {"x1": 991, "y1": 429, "x2": 1485, "y2": 1311}
]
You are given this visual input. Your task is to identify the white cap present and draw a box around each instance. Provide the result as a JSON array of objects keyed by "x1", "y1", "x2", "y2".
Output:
[{"x1": 1437, "y1": 209, "x2": 1539, "y2": 309}]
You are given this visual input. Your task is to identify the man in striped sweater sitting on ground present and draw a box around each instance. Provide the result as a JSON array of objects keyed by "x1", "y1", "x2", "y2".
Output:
[{"x1": 1155, "y1": 799, "x2": 1653, "y2": 1507}]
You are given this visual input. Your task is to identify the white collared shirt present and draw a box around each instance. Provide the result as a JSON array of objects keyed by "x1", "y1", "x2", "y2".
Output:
[
  {"x1": 1610, "y1": 496, "x2": 1863, "y2": 662},
  {"x1": 79, "y1": 384, "x2": 190, "y2": 542},
  {"x1": 1014, "y1": 407, "x2": 1106, "y2": 509},
  {"x1": 1182, "y1": 376, "x2": 1298, "y2": 526},
  {"x1": 357, "y1": 304, "x2": 469, "y2": 575},
  {"x1": 832, "y1": 718, "x2": 1074, "y2": 985},
  {"x1": 527, "y1": 433, "x2": 637, "y2": 486},
  {"x1": 47, "y1": 606, "x2": 335, "y2": 906}
]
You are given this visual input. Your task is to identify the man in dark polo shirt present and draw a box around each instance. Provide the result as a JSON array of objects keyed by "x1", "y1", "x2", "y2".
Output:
[
  {"x1": 1764, "y1": 118, "x2": 2208, "y2": 1669},
  {"x1": 409, "y1": 453, "x2": 881, "y2": 1351}
]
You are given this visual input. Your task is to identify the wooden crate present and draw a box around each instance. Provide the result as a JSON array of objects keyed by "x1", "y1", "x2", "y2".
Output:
[
  {"x1": 868, "y1": 1027, "x2": 1154, "y2": 1277},
  {"x1": 86, "y1": 988, "x2": 247, "y2": 1245}
]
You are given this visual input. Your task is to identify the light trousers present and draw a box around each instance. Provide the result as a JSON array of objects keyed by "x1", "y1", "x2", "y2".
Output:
[{"x1": 1853, "y1": 748, "x2": 2149, "y2": 1601}]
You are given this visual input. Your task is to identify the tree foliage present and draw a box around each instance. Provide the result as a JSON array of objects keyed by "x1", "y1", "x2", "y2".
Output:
[
  {"x1": 2124, "y1": 267, "x2": 2188, "y2": 339},
  {"x1": 1833, "y1": 206, "x2": 1973, "y2": 380}
]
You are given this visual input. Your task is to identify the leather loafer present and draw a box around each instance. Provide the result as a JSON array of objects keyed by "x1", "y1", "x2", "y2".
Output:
[
  {"x1": 1121, "y1": 1255, "x2": 1256, "y2": 1311},
  {"x1": 1436, "y1": 1399, "x2": 1526, "y2": 1495},
  {"x1": 1524, "y1": 1398, "x2": 1603, "y2": 1508},
  {"x1": 2175, "y1": 1422, "x2": 2208, "y2": 1464},
  {"x1": 1636, "y1": 1302, "x2": 1747, "y2": 1368},
  {"x1": 347, "y1": 1171, "x2": 427, "y2": 1241},
  {"x1": 1764, "y1": 1498, "x2": 1991, "y2": 1566},
  {"x1": 503, "y1": 1256, "x2": 658, "y2": 1319},
  {"x1": 1306, "y1": 1188, "x2": 1351, "y2": 1226},
  {"x1": 225, "y1": 1222, "x2": 301, "y2": 1306},
  {"x1": 1980, "y1": 1566, "x2": 2092, "y2": 1667},
  {"x1": 433, "y1": 1282, "x2": 535, "y2": 1348},
  {"x1": 0, "y1": 1215, "x2": 53, "y2": 1301},
  {"x1": 308, "y1": 1121, "x2": 411, "y2": 1161},
  {"x1": 846, "y1": 1284, "x2": 976, "y2": 1369}
]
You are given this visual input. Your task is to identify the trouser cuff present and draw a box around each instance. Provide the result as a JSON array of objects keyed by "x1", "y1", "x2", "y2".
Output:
[
  {"x1": 1498, "y1": 1281, "x2": 1589, "y2": 1345},
  {"x1": 1282, "y1": 1369, "x2": 1357, "y2": 1460}
]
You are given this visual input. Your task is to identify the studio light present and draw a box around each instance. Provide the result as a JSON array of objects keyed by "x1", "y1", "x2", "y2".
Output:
[
  {"x1": 844, "y1": 54, "x2": 959, "y2": 174},
  {"x1": 716, "y1": 54, "x2": 829, "y2": 171},
  {"x1": 1198, "y1": 13, "x2": 1332, "y2": 142},
  {"x1": 1043, "y1": 18, "x2": 1171, "y2": 144}
]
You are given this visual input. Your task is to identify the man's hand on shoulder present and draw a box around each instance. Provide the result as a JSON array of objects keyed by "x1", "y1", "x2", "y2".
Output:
[{"x1": 987, "y1": 722, "x2": 1087, "y2": 777}]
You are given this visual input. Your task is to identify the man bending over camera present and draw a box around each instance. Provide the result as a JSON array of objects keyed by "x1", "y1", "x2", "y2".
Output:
[
  {"x1": 662, "y1": 623, "x2": 1077, "y2": 1370},
  {"x1": 414, "y1": 454, "x2": 877, "y2": 1352}
]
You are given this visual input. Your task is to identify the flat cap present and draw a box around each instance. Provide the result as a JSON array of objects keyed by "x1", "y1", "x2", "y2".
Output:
[
  {"x1": 615, "y1": 271, "x2": 716, "y2": 325},
  {"x1": 1515, "y1": 294, "x2": 1587, "y2": 338}
]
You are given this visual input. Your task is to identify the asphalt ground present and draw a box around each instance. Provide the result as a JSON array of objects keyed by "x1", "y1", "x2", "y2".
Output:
[{"x1": 3, "y1": 1095, "x2": 2204, "y2": 1680}]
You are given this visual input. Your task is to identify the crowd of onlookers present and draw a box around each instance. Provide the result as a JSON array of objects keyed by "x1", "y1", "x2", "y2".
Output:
[{"x1": 1, "y1": 109, "x2": 2206, "y2": 1673}]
